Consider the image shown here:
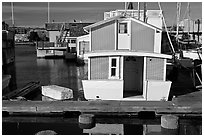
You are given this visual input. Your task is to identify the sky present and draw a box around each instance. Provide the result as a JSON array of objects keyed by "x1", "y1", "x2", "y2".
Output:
[{"x1": 2, "y1": 1, "x2": 202, "y2": 28}]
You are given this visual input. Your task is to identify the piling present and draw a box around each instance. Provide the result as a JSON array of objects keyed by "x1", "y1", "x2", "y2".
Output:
[
  {"x1": 35, "y1": 130, "x2": 57, "y2": 135},
  {"x1": 78, "y1": 114, "x2": 95, "y2": 129},
  {"x1": 161, "y1": 115, "x2": 179, "y2": 135}
]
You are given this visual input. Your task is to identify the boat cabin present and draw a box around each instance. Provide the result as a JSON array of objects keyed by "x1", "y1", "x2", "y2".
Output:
[{"x1": 82, "y1": 51, "x2": 172, "y2": 101}]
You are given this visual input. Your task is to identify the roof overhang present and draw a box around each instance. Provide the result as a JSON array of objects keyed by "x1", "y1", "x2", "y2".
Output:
[{"x1": 84, "y1": 50, "x2": 172, "y2": 59}]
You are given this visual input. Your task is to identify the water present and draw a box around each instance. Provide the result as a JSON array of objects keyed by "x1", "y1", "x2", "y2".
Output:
[
  {"x1": 2, "y1": 44, "x2": 202, "y2": 135},
  {"x1": 4, "y1": 45, "x2": 87, "y2": 101},
  {"x1": 2, "y1": 116, "x2": 202, "y2": 135}
]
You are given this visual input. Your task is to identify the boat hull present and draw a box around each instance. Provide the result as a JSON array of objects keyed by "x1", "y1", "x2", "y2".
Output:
[{"x1": 82, "y1": 80, "x2": 171, "y2": 101}]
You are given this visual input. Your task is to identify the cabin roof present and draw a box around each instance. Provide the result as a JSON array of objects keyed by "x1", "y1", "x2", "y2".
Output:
[
  {"x1": 84, "y1": 50, "x2": 172, "y2": 59},
  {"x1": 84, "y1": 15, "x2": 162, "y2": 32}
]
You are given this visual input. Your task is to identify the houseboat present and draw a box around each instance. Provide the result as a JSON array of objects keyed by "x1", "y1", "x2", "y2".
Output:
[{"x1": 82, "y1": 15, "x2": 172, "y2": 101}]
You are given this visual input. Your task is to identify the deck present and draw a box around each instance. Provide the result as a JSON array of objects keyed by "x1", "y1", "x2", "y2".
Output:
[{"x1": 2, "y1": 91, "x2": 201, "y2": 117}]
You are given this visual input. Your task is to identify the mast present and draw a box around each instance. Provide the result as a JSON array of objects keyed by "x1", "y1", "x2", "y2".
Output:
[
  {"x1": 187, "y1": 2, "x2": 190, "y2": 38},
  {"x1": 48, "y1": 2, "x2": 50, "y2": 23},
  {"x1": 138, "y1": 2, "x2": 140, "y2": 20},
  {"x1": 176, "y1": 2, "x2": 181, "y2": 41},
  {"x1": 11, "y1": 2, "x2": 14, "y2": 27},
  {"x1": 127, "y1": 2, "x2": 133, "y2": 9}
]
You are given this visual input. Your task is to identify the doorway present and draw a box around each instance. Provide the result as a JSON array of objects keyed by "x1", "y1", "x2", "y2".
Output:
[
  {"x1": 123, "y1": 56, "x2": 143, "y2": 98},
  {"x1": 118, "y1": 21, "x2": 131, "y2": 50}
]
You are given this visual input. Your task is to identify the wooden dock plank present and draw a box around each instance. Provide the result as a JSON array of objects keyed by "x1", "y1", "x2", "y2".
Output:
[
  {"x1": 2, "y1": 91, "x2": 201, "y2": 115},
  {"x1": 2, "y1": 100, "x2": 201, "y2": 115}
]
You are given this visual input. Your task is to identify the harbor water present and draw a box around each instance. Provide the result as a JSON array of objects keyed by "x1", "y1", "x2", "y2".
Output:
[
  {"x1": 3, "y1": 44, "x2": 87, "y2": 101},
  {"x1": 2, "y1": 44, "x2": 202, "y2": 135}
]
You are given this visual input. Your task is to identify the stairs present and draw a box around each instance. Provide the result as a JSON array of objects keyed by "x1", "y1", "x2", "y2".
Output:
[{"x1": 57, "y1": 24, "x2": 69, "y2": 46}]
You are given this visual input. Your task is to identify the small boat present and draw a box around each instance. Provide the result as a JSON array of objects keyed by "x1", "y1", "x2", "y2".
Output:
[
  {"x1": 181, "y1": 47, "x2": 202, "y2": 60},
  {"x1": 42, "y1": 85, "x2": 73, "y2": 100}
]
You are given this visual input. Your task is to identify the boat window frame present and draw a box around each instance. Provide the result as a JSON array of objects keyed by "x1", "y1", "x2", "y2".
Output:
[
  {"x1": 109, "y1": 57, "x2": 120, "y2": 79},
  {"x1": 118, "y1": 23, "x2": 128, "y2": 34}
]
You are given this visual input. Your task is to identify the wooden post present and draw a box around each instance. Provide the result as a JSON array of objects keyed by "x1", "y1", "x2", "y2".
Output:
[
  {"x1": 78, "y1": 114, "x2": 95, "y2": 129},
  {"x1": 35, "y1": 130, "x2": 57, "y2": 135},
  {"x1": 143, "y1": 2, "x2": 147, "y2": 22},
  {"x1": 197, "y1": 19, "x2": 200, "y2": 43},
  {"x1": 161, "y1": 115, "x2": 179, "y2": 135}
]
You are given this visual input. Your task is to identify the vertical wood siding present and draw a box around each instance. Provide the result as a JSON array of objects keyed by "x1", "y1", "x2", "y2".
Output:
[
  {"x1": 90, "y1": 57, "x2": 109, "y2": 79},
  {"x1": 146, "y1": 57, "x2": 164, "y2": 80},
  {"x1": 131, "y1": 21, "x2": 155, "y2": 52},
  {"x1": 91, "y1": 21, "x2": 115, "y2": 51}
]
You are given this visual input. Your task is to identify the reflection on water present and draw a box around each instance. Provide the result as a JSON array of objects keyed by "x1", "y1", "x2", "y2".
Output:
[
  {"x1": 7, "y1": 45, "x2": 87, "y2": 101},
  {"x1": 2, "y1": 117, "x2": 202, "y2": 135}
]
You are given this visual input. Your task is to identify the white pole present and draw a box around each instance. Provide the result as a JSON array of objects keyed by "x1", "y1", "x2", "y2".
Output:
[
  {"x1": 187, "y1": 2, "x2": 190, "y2": 37},
  {"x1": 125, "y1": 2, "x2": 127, "y2": 12},
  {"x1": 11, "y1": 2, "x2": 14, "y2": 27},
  {"x1": 176, "y1": 2, "x2": 181, "y2": 41},
  {"x1": 48, "y1": 2, "x2": 50, "y2": 23},
  {"x1": 138, "y1": 2, "x2": 140, "y2": 20}
]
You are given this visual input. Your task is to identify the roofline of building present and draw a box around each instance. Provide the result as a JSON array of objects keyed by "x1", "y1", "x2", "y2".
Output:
[{"x1": 84, "y1": 15, "x2": 162, "y2": 32}]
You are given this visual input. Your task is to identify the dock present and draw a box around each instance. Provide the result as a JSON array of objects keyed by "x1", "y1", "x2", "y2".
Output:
[{"x1": 2, "y1": 91, "x2": 201, "y2": 117}]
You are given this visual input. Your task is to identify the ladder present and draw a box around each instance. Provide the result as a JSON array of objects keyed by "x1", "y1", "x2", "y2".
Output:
[{"x1": 57, "y1": 23, "x2": 67, "y2": 46}]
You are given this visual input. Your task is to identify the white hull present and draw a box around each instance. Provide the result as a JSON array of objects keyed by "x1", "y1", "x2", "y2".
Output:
[
  {"x1": 42, "y1": 85, "x2": 73, "y2": 100},
  {"x1": 82, "y1": 80, "x2": 171, "y2": 101},
  {"x1": 182, "y1": 50, "x2": 202, "y2": 60},
  {"x1": 37, "y1": 49, "x2": 64, "y2": 58}
]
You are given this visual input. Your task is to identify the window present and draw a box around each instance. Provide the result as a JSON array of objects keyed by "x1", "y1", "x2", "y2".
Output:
[
  {"x1": 109, "y1": 57, "x2": 120, "y2": 79},
  {"x1": 111, "y1": 58, "x2": 117, "y2": 76},
  {"x1": 119, "y1": 23, "x2": 127, "y2": 33}
]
